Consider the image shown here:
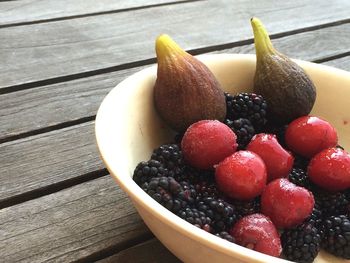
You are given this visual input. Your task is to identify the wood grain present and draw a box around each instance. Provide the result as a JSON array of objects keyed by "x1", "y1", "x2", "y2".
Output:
[
  {"x1": 0, "y1": 0, "x2": 179, "y2": 25},
  {"x1": 0, "y1": 121, "x2": 104, "y2": 203},
  {"x1": 1, "y1": 0, "x2": 350, "y2": 89},
  {"x1": 97, "y1": 239, "x2": 181, "y2": 263},
  {"x1": 0, "y1": 66, "x2": 144, "y2": 140},
  {"x1": 221, "y1": 24, "x2": 350, "y2": 63},
  {"x1": 1, "y1": 24, "x2": 349, "y2": 140},
  {"x1": 324, "y1": 55, "x2": 350, "y2": 71},
  {"x1": 0, "y1": 176, "x2": 151, "y2": 263}
]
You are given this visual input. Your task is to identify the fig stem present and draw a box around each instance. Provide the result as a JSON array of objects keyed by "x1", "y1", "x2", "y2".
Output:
[
  {"x1": 250, "y1": 17, "x2": 275, "y2": 59},
  {"x1": 155, "y1": 34, "x2": 187, "y2": 60}
]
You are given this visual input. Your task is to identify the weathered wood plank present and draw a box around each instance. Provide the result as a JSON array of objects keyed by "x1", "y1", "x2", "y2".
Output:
[
  {"x1": 0, "y1": 121, "x2": 104, "y2": 203},
  {"x1": 0, "y1": 176, "x2": 151, "y2": 263},
  {"x1": 0, "y1": 66, "x2": 144, "y2": 140},
  {"x1": 324, "y1": 56, "x2": 350, "y2": 71},
  {"x1": 1, "y1": 0, "x2": 350, "y2": 88},
  {"x1": 0, "y1": 0, "x2": 178, "y2": 25},
  {"x1": 97, "y1": 239, "x2": 181, "y2": 263},
  {"x1": 1, "y1": 23, "x2": 350, "y2": 140},
  {"x1": 223, "y1": 24, "x2": 350, "y2": 64}
]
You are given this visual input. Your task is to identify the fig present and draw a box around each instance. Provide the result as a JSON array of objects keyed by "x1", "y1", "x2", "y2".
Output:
[
  {"x1": 250, "y1": 18, "x2": 317, "y2": 124},
  {"x1": 153, "y1": 34, "x2": 226, "y2": 132}
]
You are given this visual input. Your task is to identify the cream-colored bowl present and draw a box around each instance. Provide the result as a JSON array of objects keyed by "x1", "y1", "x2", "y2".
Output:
[{"x1": 95, "y1": 54, "x2": 349, "y2": 263}]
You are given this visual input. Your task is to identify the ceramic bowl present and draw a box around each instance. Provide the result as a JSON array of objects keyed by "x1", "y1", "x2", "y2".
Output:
[{"x1": 95, "y1": 54, "x2": 349, "y2": 263}]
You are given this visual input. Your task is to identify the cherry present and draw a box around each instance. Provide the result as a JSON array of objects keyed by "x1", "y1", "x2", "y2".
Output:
[
  {"x1": 285, "y1": 116, "x2": 338, "y2": 158},
  {"x1": 247, "y1": 133, "x2": 294, "y2": 182},
  {"x1": 181, "y1": 120, "x2": 237, "y2": 170},
  {"x1": 230, "y1": 213, "x2": 282, "y2": 257},
  {"x1": 215, "y1": 151, "x2": 267, "y2": 200},
  {"x1": 308, "y1": 147, "x2": 350, "y2": 191},
  {"x1": 261, "y1": 178, "x2": 314, "y2": 228}
]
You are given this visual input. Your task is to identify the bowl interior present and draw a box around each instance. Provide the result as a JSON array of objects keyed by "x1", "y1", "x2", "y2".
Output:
[{"x1": 95, "y1": 54, "x2": 350, "y2": 263}]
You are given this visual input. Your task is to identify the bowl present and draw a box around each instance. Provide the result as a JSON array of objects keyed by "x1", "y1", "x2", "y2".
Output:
[{"x1": 95, "y1": 54, "x2": 350, "y2": 263}]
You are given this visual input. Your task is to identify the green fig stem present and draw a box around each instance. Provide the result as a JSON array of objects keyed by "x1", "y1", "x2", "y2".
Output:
[
  {"x1": 155, "y1": 34, "x2": 187, "y2": 60},
  {"x1": 250, "y1": 17, "x2": 275, "y2": 59}
]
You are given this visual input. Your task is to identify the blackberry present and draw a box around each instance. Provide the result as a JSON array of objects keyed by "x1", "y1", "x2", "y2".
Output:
[
  {"x1": 305, "y1": 204, "x2": 324, "y2": 238},
  {"x1": 194, "y1": 181, "x2": 221, "y2": 199},
  {"x1": 151, "y1": 144, "x2": 184, "y2": 178},
  {"x1": 288, "y1": 168, "x2": 314, "y2": 191},
  {"x1": 176, "y1": 165, "x2": 215, "y2": 185},
  {"x1": 344, "y1": 188, "x2": 350, "y2": 200},
  {"x1": 293, "y1": 154, "x2": 310, "y2": 171},
  {"x1": 196, "y1": 196, "x2": 237, "y2": 232},
  {"x1": 174, "y1": 133, "x2": 184, "y2": 144},
  {"x1": 215, "y1": 231, "x2": 235, "y2": 243},
  {"x1": 281, "y1": 222, "x2": 321, "y2": 263},
  {"x1": 224, "y1": 118, "x2": 255, "y2": 149},
  {"x1": 141, "y1": 177, "x2": 188, "y2": 213},
  {"x1": 321, "y1": 215, "x2": 350, "y2": 259},
  {"x1": 346, "y1": 189, "x2": 350, "y2": 217},
  {"x1": 225, "y1": 92, "x2": 267, "y2": 131},
  {"x1": 314, "y1": 191, "x2": 349, "y2": 217},
  {"x1": 179, "y1": 180, "x2": 197, "y2": 206},
  {"x1": 307, "y1": 204, "x2": 323, "y2": 229},
  {"x1": 133, "y1": 160, "x2": 168, "y2": 186},
  {"x1": 177, "y1": 207, "x2": 212, "y2": 232},
  {"x1": 264, "y1": 123, "x2": 288, "y2": 147},
  {"x1": 231, "y1": 197, "x2": 261, "y2": 220}
]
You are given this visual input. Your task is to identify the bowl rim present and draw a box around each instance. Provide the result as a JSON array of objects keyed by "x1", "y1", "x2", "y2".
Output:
[{"x1": 95, "y1": 53, "x2": 349, "y2": 263}]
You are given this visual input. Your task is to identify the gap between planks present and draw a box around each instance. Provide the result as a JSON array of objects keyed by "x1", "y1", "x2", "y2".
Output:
[
  {"x1": 74, "y1": 233, "x2": 157, "y2": 263},
  {"x1": 1, "y1": 18, "x2": 350, "y2": 96},
  {"x1": 0, "y1": 176, "x2": 154, "y2": 263},
  {"x1": 2, "y1": 0, "x2": 350, "y2": 91},
  {"x1": 93, "y1": 238, "x2": 181, "y2": 263},
  {"x1": 0, "y1": 0, "x2": 203, "y2": 29},
  {"x1": 0, "y1": 121, "x2": 106, "y2": 207},
  {"x1": 0, "y1": 115, "x2": 96, "y2": 144},
  {"x1": 0, "y1": 168, "x2": 109, "y2": 210}
]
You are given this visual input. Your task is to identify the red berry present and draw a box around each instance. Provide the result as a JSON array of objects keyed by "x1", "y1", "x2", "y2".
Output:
[
  {"x1": 215, "y1": 151, "x2": 267, "y2": 200},
  {"x1": 261, "y1": 178, "x2": 314, "y2": 228},
  {"x1": 308, "y1": 147, "x2": 350, "y2": 191},
  {"x1": 246, "y1": 133, "x2": 294, "y2": 182},
  {"x1": 230, "y1": 213, "x2": 282, "y2": 257},
  {"x1": 285, "y1": 116, "x2": 338, "y2": 158},
  {"x1": 181, "y1": 120, "x2": 237, "y2": 169}
]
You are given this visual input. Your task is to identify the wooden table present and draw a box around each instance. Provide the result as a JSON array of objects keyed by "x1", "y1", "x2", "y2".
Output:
[{"x1": 1, "y1": 1, "x2": 350, "y2": 262}]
